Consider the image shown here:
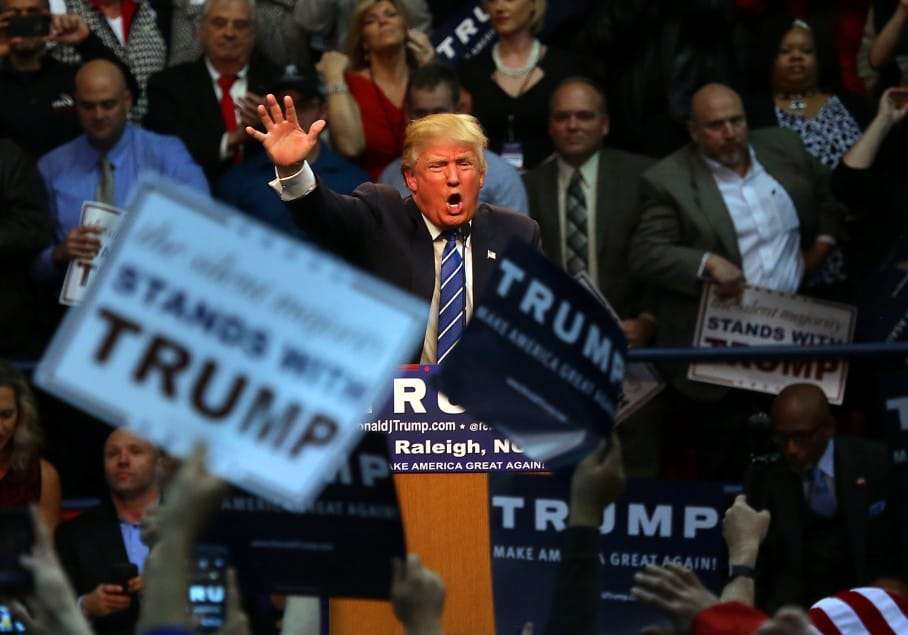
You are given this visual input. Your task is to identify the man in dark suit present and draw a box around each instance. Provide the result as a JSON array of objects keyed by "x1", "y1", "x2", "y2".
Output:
[
  {"x1": 746, "y1": 384, "x2": 902, "y2": 612},
  {"x1": 247, "y1": 99, "x2": 540, "y2": 363},
  {"x1": 525, "y1": 77, "x2": 655, "y2": 346},
  {"x1": 56, "y1": 428, "x2": 162, "y2": 635},
  {"x1": 628, "y1": 83, "x2": 843, "y2": 402},
  {"x1": 143, "y1": 0, "x2": 280, "y2": 184}
]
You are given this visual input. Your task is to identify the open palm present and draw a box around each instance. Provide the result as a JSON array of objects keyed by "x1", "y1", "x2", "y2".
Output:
[{"x1": 245, "y1": 94, "x2": 326, "y2": 170}]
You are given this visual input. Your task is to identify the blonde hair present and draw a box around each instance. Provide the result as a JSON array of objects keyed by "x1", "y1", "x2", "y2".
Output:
[
  {"x1": 345, "y1": 0, "x2": 412, "y2": 71},
  {"x1": 0, "y1": 362, "x2": 42, "y2": 473},
  {"x1": 485, "y1": 0, "x2": 547, "y2": 35},
  {"x1": 401, "y1": 113, "x2": 488, "y2": 173}
]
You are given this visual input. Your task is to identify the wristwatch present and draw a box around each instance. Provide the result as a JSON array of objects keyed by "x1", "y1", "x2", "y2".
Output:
[{"x1": 728, "y1": 564, "x2": 756, "y2": 579}]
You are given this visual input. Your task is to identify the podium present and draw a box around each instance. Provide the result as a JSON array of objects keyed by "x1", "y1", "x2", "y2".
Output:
[{"x1": 329, "y1": 473, "x2": 495, "y2": 634}]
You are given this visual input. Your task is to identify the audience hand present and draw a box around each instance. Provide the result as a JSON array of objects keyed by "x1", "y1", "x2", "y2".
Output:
[
  {"x1": 82, "y1": 584, "x2": 132, "y2": 617},
  {"x1": 621, "y1": 317, "x2": 655, "y2": 348},
  {"x1": 390, "y1": 554, "x2": 445, "y2": 635},
  {"x1": 216, "y1": 569, "x2": 252, "y2": 635},
  {"x1": 238, "y1": 91, "x2": 264, "y2": 129},
  {"x1": 802, "y1": 240, "x2": 833, "y2": 274},
  {"x1": 53, "y1": 225, "x2": 101, "y2": 264},
  {"x1": 754, "y1": 607, "x2": 814, "y2": 635},
  {"x1": 631, "y1": 564, "x2": 719, "y2": 634},
  {"x1": 0, "y1": 10, "x2": 12, "y2": 57},
  {"x1": 723, "y1": 494, "x2": 770, "y2": 566},
  {"x1": 49, "y1": 13, "x2": 88, "y2": 45},
  {"x1": 19, "y1": 507, "x2": 94, "y2": 635},
  {"x1": 406, "y1": 29, "x2": 435, "y2": 66},
  {"x1": 705, "y1": 255, "x2": 744, "y2": 299},
  {"x1": 246, "y1": 94, "x2": 326, "y2": 177},
  {"x1": 156, "y1": 444, "x2": 227, "y2": 541},
  {"x1": 879, "y1": 87, "x2": 908, "y2": 125},
  {"x1": 315, "y1": 50, "x2": 349, "y2": 83},
  {"x1": 569, "y1": 433, "x2": 626, "y2": 528}
]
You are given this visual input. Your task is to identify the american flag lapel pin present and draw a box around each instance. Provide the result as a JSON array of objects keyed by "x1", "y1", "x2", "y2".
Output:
[{"x1": 488, "y1": 249, "x2": 496, "y2": 260}]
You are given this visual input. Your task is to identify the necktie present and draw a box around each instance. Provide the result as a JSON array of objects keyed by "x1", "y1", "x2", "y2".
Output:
[
  {"x1": 96, "y1": 156, "x2": 114, "y2": 205},
  {"x1": 807, "y1": 466, "x2": 836, "y2": 518},
  {"x1": 437, "y1": 229, "x2": 465, "y2": 364},
  {"x1": 566, "y1": 170, "x2": 588, "y2": 275},
  {"x1": 217, "y1": 74, "x2": 238, "y2": 133}
]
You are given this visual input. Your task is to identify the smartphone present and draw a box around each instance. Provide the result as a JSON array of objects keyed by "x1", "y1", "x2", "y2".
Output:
[
  {"x1": 0, "y1": 605, "x2": 26, "y2": 633},
  {"x1": 889, "y1": 88, "x2": 908, "y2": 108},
  {"x1": 0, "y1": 510, "x2": 33, "y2": 595},
  {"x1": 109, "y1": 562, "x2": 138, "y2": 595},
  {"x1": 6, "y1": 14, "x2": 50, "y2": 38},
  {"x1": 187, "y1": 544, "x2": 228, "y2": 633}
]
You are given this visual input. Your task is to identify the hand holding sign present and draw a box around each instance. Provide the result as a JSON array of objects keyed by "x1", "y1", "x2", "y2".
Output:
[
  {"x1": 704, "y1": 255, "x2": 744, "y2": 300},
  {"x1": 723, "y1": 495, "x2": 770, "y2": 566},
  {"x1": 246, "y1": 94, "x2": 326, "y2": 177},
  {"x1": 568, "y1": 434, "x2": 625, "y2": 528},
  {"x1": 391, "y1": 554, "x2": 445, "y2": 635},
  {"x1": 631, "y1": 564, "x2": 719, "y2": 634}
]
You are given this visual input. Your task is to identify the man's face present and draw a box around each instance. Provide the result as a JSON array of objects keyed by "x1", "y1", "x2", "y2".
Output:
[
  {"x1": 103, "y1": 428, "x2": 159, "y2": 500},
  {"x1": 408, "y1": 85, "x2": 455, "y2": 120},
  {"x1": 403, "y1": 140, "x2": 485, "y2": 229},
  {"x1": 772, "y1": 409, "x2": 833, "y2": 475},
  {"x1": 199, "y1": 0, "x2": 254, "y2": 68},
  {"x1": 688, "y1": 91, "x2": 749, "y2": 171},
  {"x1": 75, "y1": 70, "x2": 131, "y2": 149},
  {"x1": 5, "y1": 0, "x2": 48, "y2": 56},
  {"x1": 548, "y1": 82, "x2": 609, "y2": 165}
]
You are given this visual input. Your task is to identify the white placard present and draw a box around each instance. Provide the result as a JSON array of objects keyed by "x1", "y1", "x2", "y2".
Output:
[
  {"x1": 59, "y1": 201, "x2": 124, "y2": 306},
  {"x1": 573, "y1": 272, "x2": 665, "y2": 422},
  {"x1": 688, "y1": 284, "x2": 857, "y2": 405},
  {"x1": 36, "y1": 178, "x2": 427, "y2": 510}
]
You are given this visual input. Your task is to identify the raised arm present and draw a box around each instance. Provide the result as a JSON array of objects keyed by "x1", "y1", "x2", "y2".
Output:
[
  {"x1": 843, "y1": 87, "x2": 908, "y2": 169},
  {"x1": 245, "y1": 94, "x2": 327, "y2": 177},
  {"x1": 869, "y1": 0, "x2": 908, "y2": 69}
]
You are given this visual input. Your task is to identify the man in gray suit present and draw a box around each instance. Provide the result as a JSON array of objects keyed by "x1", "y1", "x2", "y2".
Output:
[
  {"x1": 524, "y1": 77, "x2": 655, "y2": 346},
  {"x1": 629, "y1": 83, "x2": 843, "y2": 400}
]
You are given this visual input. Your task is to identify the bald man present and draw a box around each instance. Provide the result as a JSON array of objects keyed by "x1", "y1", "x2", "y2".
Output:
[
  {"x1": 34, "y1": 58, "x2": 208, "y2": 286},
  {"x1": 55, "y1": 428, "x2": 163, "y2": 635},
  {"x1": 744, "y1": 383, "x2": 902, "y2": 613},
  {"x1": 628, "y1": 83, "x2": 844, "y2": 403}
]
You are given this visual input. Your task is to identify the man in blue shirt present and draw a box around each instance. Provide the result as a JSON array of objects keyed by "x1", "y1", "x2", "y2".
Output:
[
  {"x1": 379, "y1": 62, "x2": 529, "y2": 215},
  {"x1": 215, "y1": 65, "x2": 369, "y2": 238},
  {"x1": 34, "y1": 58, "x2": 208, "y2": 285}
]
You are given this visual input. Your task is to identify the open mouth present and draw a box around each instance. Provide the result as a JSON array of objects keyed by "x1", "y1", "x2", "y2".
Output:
[{"x1": 446, "y1": 193, "x2": 463, "y2": 213}]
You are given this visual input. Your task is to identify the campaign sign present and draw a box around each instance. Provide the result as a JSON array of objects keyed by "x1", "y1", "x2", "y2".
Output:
[
  {"x1": 59, "y1": 202, "x2": 124, "y2": 306},
  {"x1": 203, "y1": 432, "x2": 404, "y2": 598},
  {"x1": 880, "y1": 370, "x2": 908, "y2": 473},
  {"x1": 35, "y1": 178, "x2": 427, "y2": 511},
  {"x1": 364, "y1": 365, "x2": 547, "y2": 473},
  {"x1": 688, "y1": 284, "x2": 856, "y2": 405},
  {"x1": 433, "y1": 241, "x2": 627, "y2": 467},
  {"x1": 489, "y1": 474, "x2": 735, "y2": 634}
]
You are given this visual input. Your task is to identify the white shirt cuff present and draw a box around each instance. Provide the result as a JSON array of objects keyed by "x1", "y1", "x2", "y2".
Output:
[
  {"x1": 267, "y1": 162, "x2": 317, "y2": 201},
  {"x1": 697, "y1": 252, "x2": 712, "y2": 280}
]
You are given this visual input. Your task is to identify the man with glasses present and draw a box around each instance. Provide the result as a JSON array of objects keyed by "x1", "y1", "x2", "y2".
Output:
[
  {"x1": 744, "y1": 383, "x2": 902, "y2": 613},
  {"x1": 143, "y1": 0, "x2": 280, "y2": 184}
]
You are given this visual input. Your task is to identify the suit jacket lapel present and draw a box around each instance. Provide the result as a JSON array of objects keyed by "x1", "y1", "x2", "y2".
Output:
[
  {"x1": 835, "y1": 443, "x2": 869, "y2": 578},
  {"x1": 753, "y1": 143, "x2": 809, "y2": 233},
  {"x1": 470, "y1": 206, "x2": 494, "y2": 303},
  {"x1": 535, "y1": 160, "x2": 562, "y2": 266},
  {"x1": 595, "y1": 150, "x2": 615, "y2": 277},
  {"x1": 688, "y1": 148, "x2": 743, "y2": 264},
  {"x1": 408, "y1": 199, "x2": 435, "y2": 304},
  {"x1": 194, "y1": 59, "x2": 226, "y2": 135}
]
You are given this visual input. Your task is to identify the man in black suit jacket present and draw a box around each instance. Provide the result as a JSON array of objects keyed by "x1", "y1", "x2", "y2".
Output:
[
  {"x1": 247, "y1": 100, "x2": 541, "y2": 362},
  {"x1": 143, "y1": 0, "x2": 280, "y2": 184},
  {"x1": 745, "y1": 384, "x2": 902, "y2": 612},
  {"x1": 56, "y1": 428, "x2": 162, "y2": 635}
]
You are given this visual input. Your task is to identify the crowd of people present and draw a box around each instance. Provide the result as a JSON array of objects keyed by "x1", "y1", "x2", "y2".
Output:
[{"x1": 1, "y1": 0, "x2": 908, "y2": 632}]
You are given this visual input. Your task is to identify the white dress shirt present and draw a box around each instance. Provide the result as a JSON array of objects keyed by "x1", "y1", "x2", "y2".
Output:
[
  {"x1": 269, "y1": 162, "x2": 474, "y2": 363},
  {"x1": 556, "y1": 153, "x2": 599, "y2": 282},
  {"x1": 702, "y1": 148, "x2": 804, "y2": 292},
  {"x1": 205, "y1": 58, "x2": 249, "y2": 160}
]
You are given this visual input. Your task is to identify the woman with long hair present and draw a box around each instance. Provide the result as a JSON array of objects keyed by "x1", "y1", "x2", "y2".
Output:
[{"x1": 0, "y1": 362, "x2": 61, "y2": 530}]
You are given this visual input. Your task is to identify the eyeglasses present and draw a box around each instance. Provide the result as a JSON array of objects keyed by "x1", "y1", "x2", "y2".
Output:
[
  {"x1": 771, "y1": 426, "x2": 822, "y2": 448},
  {"x1": 204, "y1": 17, "x2": 252, "y2": 31}
]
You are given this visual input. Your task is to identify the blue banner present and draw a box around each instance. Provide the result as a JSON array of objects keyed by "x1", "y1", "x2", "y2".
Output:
[
  {"x1": 433, "y1": 240, "x2": 627, "y2": 467},
  {"x1": 489, "y1": 473, "x2": 738, "y2": 634},
  {"x1": 202, "y1": 432, "x2": 404, "y2": 598},
  {"x1": 364, "y1": 365, "x2": 548, "y2": 473}
]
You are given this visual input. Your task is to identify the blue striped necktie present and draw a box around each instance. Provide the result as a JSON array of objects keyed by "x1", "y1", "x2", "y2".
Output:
[{"x1": 437, "y1": 229, "x2": 465, "y2": 364}]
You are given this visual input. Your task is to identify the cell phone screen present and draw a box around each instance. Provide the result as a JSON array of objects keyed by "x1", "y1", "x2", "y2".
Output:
[
  {"x1": 0, "y1": 606, "x2": 26, "y2": 633},
  {"x1": 6, "y1": 14, "x2": 50, "y2": 38},
  {"x1": 188, "y1": 544, "x2": 228, "y2": 633}
]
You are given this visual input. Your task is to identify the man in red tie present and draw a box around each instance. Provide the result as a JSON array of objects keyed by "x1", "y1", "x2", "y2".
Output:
[{"x1": 143, "y1": 0, "x2": 281, "y2": 184}]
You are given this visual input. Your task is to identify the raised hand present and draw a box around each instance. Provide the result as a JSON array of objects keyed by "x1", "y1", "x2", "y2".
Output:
[
  {"x1": 245, "y1": 93, "x2": 325, "y2": 177},
  {"x1": 50, "y1": 13, "x2": 89, "y2": 45}
]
